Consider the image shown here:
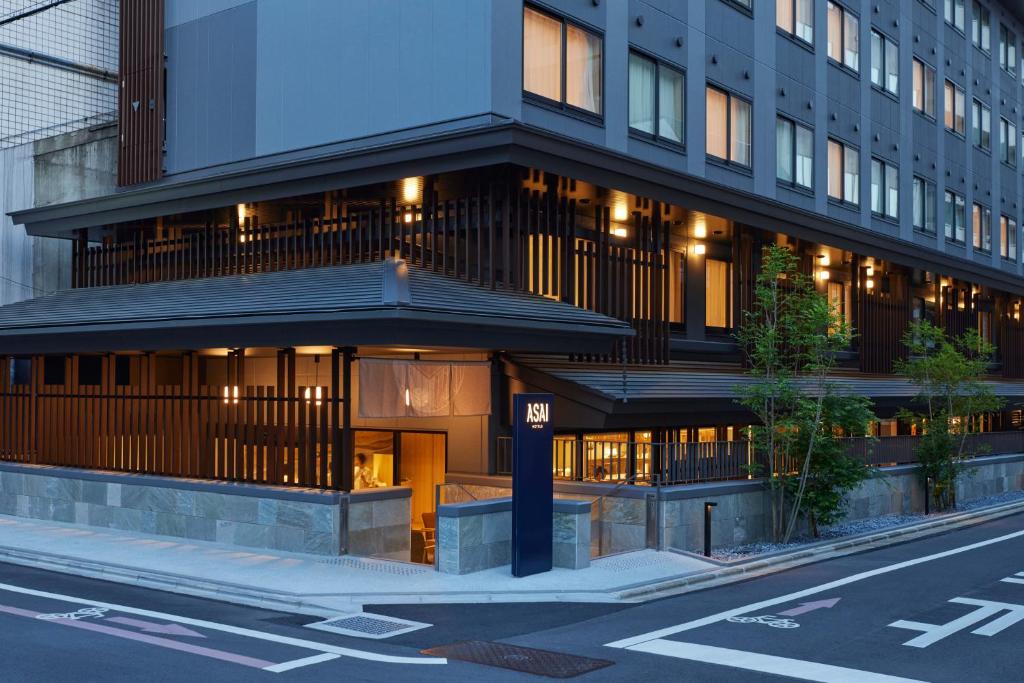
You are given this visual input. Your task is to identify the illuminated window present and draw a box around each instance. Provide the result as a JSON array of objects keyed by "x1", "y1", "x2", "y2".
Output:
[
  {"x1": 972, "y1": 203, "x2": 992, "y2": 252},
  {"x1": 706, "y1": 85, "x2": 751, "y2": 167},
  {"x1": 944, "y1": 80, "x2": 966, "y2": 135},
  {"x1": 912, "y1": 58, "x2": 935, "y2": 117},
  {"x1": 828, "y1": 138, "x2": 859, "y2": 204},
  {"x1": 777, "y1": 0, "x2": 813, "y2": 44},
  {"x1": 1000, "y1": 215, "x2": 1018, "y2": 262},
  {"x1": 826, "y1": 2, "x2": 859, "y2": 71},
  {"x1": 705, "y1": 259, "x2": 732, "y2": 330},
  {"x1": 523, "y1": 6, "x2": 602, "y2": 115}
]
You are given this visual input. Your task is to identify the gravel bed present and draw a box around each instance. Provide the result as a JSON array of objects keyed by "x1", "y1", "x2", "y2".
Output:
[{"x1": 711, "y1": 489, "x2": 1024, "y2": 562}]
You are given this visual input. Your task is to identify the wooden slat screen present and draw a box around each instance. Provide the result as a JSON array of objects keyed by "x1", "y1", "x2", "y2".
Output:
[
  {"x1": 858, "y1": 291, "x2": 910, "y2": 373},
  {"x1": 118, "y1": 0, "x2": 164, "y2": 186}
]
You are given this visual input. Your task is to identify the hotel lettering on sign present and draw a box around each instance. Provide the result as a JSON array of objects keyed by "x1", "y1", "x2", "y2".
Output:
[{"x1": 525, "y1": 401, "x2": 549, "y2": 428}]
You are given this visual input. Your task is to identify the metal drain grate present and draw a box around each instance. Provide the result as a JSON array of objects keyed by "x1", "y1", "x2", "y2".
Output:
[
  {"x1": 306, "y1": 613, "x2": 431, "y2": 640},
  {"x1": 421, "y1": 641, "x2": 614, "y2": 678},
  {"x1": 315, "y1": 556, "x2": 431, "y2": 576}
]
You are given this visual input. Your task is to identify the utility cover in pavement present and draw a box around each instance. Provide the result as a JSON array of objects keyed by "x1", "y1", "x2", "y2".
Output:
[
  {"x1": 421, "y1": 641, "x2": 614, "y2": 678},
  {"x1": 305, "y1": 613, "x2": 430, "y2": 640}
]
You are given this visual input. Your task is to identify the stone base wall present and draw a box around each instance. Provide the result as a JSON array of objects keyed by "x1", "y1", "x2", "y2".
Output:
[
  {"x1": 437, "y1": 497, "x2": 591, "y2": 575},
  {"x1": 347, "y1": 488, "x2": 412, "y2": 561},
  {"x1": 0, "y1": 464, "x2": 343, "y2": 554}
]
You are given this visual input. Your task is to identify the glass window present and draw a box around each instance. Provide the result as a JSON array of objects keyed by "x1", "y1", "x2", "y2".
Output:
[
  {"x1": 973, "y1": 203, "x2": 992, "y2": 251},
  {"x1": 630, "y1": 52, "x2": 685, "y2": 144},
  {"x1": 827, "y1": 2, "x2": 859, "y2": 71},
  {"x1": 705, "y1": 259, "x2": 731, "y2": 329},
  {"x1": 1001, "y1": 216, "x2": 1018, "y2": 261},
  {"x1": 912, "y1": 58, "x2": 935, "y2": 117},
  {"x1": 628, "y1": 53, "x2": 656, "y2": 135},
  {"x1": 523, "y1": 7, "x2": 602, "y2": 115},
  {"x1": 707, "y1": 85, "x2": 751, "y2": 167},
  {"x1": 945, "y1": 0, "x2": 965, "y2": 32},
  {"x1": 913, "y1": 176, "x2": 937, "y2": 234},
  {"x1": 1000, "y1": 24, "x2": 1017, "y2": 74},
  {"x1": 659, "y1": 66, "x2": 685, "y2": 143},
  {"x1": 828, "y1": 138, "x2": 859, "y2": 204},
  {"x1": 870, "y1": 31, "x2": 899, "y2": 95},
  {"x1": 944, "y1": 80, "x2": 965, "y2": 134},
  {"x1": 1000, "y1": 117, "x2": 1017, "y2": 166},
  {"x1": 566, "y1": 25, "x2": 602, "y2": 114},
  {"x1": 778, "y1": 0, "x2": 813, "y2": 44},
  {"x1": 972, "y1": 99, "x2": 991, "y2": 150},
  {"x1": 870, "y1": 158, "x2": 898, "y2": 219},
  {"x1": 523, "y1": 7, "x2": 562, "y2": 102},
  {"x1": 972, "y1": 1, "x2": 991, "y2": 52},
  {"x1": 776, "y1": 116, "x2": 813, "y2": 189},
  {"x1": 945, "y1": 190, "x2": 967, "y2": 242}
]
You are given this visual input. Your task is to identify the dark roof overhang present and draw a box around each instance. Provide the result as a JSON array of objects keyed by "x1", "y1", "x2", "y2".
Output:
[
  {"x1": 11, "y1": 120, "x2": 1024, "y2": 295},
  {"x1": 0, "y1": 259, "x2": 632, "y2": 355}
]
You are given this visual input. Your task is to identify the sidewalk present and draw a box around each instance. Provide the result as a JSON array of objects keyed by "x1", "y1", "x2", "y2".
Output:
[
  {"x1": 0, "y1": 497, "x2": 1020, "y2": 616},
  {"x1": 0, "y1": 514, "x2": 713, "y2": 614}
]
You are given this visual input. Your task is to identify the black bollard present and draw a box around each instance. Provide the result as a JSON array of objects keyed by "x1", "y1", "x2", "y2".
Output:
[{"x1": 703, "y1": 502, "x2": 718, "y2": 557}]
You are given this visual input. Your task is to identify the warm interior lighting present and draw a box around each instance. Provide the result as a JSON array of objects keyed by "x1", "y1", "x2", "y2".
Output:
[
  {"x1": 693, "y1": 243, "x2": 706, "y2": 255},
  {"x1": 304, "y1": 387, "x2": 323, "y2": 407},
  {"x1": 611, "y1": 226, "x2": 628, "y2": 238},
  {"x1": 818, "y1": 270, "x2": 830, "y2": 281},
  {"x1": 223, "y1": 386, "x2": 239, "y2": 405},
  {"x1": 401, "y1": 176, "x2": 421, "y2": 203},
  {"x1": 865, "y1": 279, "x2": 875, "y2": 290},
  {"x1": 818, "y1": 253, "x2": 831, "y2": 267},
  {"x1": 404, "y1": 387, "x2": 411, "y2": 407},
  {"x1": 865, "y1": 265, "x2": 875, "y2": 276},
  {"x1": 694, "y1": 214, "x2": 708, "y2": 239},
  {"x1": 404, "y1": 211, "x2": 414, "y2": 224},
  {"x1": 236, "y1": 203, "x2": 246, "y2": 223}
]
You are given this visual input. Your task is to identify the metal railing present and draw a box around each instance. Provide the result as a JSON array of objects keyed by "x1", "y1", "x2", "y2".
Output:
[{"x1": 496, "y1": 430, "x2": 1024, "y2": 487}]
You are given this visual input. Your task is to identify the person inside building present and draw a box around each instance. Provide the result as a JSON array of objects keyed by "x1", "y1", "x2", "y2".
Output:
[{"x1": 353, "y1": 452, "x2": 384, "y2": 490}]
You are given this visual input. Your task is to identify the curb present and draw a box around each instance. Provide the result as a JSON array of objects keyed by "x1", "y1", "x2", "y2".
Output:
[
  {"x1": 0, "y1": 498, "x2": 1019, "y2": 612},
  {"x1": 614, "y1": 498, "x2": 1024, "y2": 601}
]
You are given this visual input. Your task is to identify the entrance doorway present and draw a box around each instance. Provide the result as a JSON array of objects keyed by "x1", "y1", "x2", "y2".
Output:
[{"x1": 353, "y1": 430, "x2": 446, "y2": 564}]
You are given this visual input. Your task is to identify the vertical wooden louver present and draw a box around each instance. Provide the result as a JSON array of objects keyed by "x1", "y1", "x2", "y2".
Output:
[{"x1": 118, "y1": 0, "x2": 164, "y2": 186}]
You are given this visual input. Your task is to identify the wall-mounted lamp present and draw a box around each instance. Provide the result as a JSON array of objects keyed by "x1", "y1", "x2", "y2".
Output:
[
  {"x1": 304, "y1": 386, "x2": 323, "y2": 407},
  {"x1": 223, "y1": 386, "x2": 239, "y2": 405},
  {"x1": 236, "y1": 203, "x2": 246, "y2": 223},
  {"x1": 693, "y1": 243, "x2": 706, "y2": 256},
  {"x1": 818, "y1": 270, "x2": 830, "y2": 281},
  {"x1": 865, "y1": 278, "x2": 875, "y2": 290},
  {"x1": 401, "y1": 176, "x2": 422, "y2": 203},
  {"x1": 404, "y1": 211, "x2": 414, "y2": 224},
  {"x1": 865, "y1": 265, "x2": 875, "y2": 277},
  {"x1": 694, "y1": 214, "x2": 708, "y2": 239},
  {"x1": 404, "y1": 387, "x2": 412, "y2": 407},
  {"x1": 613, "y1": 204, "x2": 629, "y2": 222}
]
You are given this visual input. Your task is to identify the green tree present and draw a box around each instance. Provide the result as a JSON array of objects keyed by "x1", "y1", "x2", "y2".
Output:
[
  {"x1": 735, "y1": 244, "x2": 874, "y2": 542},
  {"x1": 895, "y1": 321, "x2": 1004, "y2": 511}
]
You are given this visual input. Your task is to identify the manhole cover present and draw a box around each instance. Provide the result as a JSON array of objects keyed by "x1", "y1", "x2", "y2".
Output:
[
  {"x1": 306, "y1": 613, "x2": 431, "y2": 640},
  {"x1": 421, "y1": 641, "x2": 614, "y2": 678}
]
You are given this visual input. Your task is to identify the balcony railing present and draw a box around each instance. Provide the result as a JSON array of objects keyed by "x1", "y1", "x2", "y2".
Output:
[{"x1": 495, "y1": 430, "x2": 1024, "y2": 486}]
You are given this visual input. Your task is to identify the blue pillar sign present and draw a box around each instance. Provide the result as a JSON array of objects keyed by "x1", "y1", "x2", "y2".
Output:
[{"x1": 511, "y1": 392, "x2": 554, "y2": 578}]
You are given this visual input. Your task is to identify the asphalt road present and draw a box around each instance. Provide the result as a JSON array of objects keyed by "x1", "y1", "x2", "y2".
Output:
[{"x1": 1, "y1": 511, "x2": 1022, "y2": 682}]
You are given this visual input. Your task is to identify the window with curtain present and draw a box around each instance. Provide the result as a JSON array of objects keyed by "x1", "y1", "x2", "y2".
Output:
[
  {"x1": 523, "y1": 7, "x2": 561, "y2": 102},
  {"x1": 972, "y1": 1, "x2": 991, "y2": 52},
  {"x1": 358, "y1": 360, "x2": 491, "y2": 418},
  {"x1": 705, "y1": 258, "x2": 731, "y2": 329},
  {"x1": 776, "y1": 116, "x2": 813, "y2": 189},
  {"x1": 944, "y1": 80, "x2": 965, "y2": 134},
  {"x1": 913, "y1": 176, "x2": 937, "y2": 234},
  {"x1": 870, "y1": 158, "x2": 897, "y2": 219},
  {"x1": 827, "y1": 3, "x2": 859, "y2": 71},
  {"x1": 522, "y1": 6, "x2": 602, "y2": 115},
  {"x1": 973, "y1": 203, "x2": 992, "y2": 252},
  {"x1": 706, "y1": 85, "x2": 751, "y2": 167},
  {"x1": 871, "y1": 30, "x2": 898, "y2": 95},
  {"x1": 945, "y1": 0, "x2": 965, "y2": 31},
  {"x1": 912, "y1": 58, "x2": 935, "y2": 117},
  {"x1": 1000, "y1": 24, "x2": 1017, "y2": 75},
  {"x1": 566, "y1": 24, "x2": 602, "y2": 114},
  {"x1": 972, "y1": 99, "x2": 992, "y2": 150},
  {"x1": 1000, "y1": 117, "x2": 1017, "y2": 166},
  {"x1": 1001, "y1": 215, "x2": 1018, "y2": 261},
  {"x1": 777, "y1": 0, "x2": 813, "y2": 44},
  {"x1": 945, "y1": 190, "x2": 966, "y2": 242},
  {"x1": 629, "y1": 51, "x2": 684, "y2": 144},
  {"x1": 828, "y1": 138, "x2": 859, "y2": 204}
]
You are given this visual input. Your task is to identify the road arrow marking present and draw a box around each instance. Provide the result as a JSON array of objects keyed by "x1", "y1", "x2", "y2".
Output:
[
  {"x1": 108, "y1": 616, "x2": 206, "y2": 638},
  {"x1": 778, "y1": 598, "x2": 841, "y2": 617}
]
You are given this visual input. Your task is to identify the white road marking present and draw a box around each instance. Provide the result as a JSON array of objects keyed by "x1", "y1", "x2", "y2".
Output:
[
  {"x1": 1002, "y1": 577, "x2": 1024, "y2": 584},
  {"x1": 606, "y1": 527, "x2": 1024, "y2": 649},
  {"x1": 0, "y1": 581, "x2": 445, "y2": 666},
  {"x1": 889, "y1": 601, "x2": 1007, "y2": 647},
  {"x1": 263, "y1": 653, "x2": 341, "y2": 673},
  {"x1": 630, "y1": 640, "x2": 926, "y2": 683}
]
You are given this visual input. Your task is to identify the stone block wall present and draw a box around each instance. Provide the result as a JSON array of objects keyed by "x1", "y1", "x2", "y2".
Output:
[
  {"x1": 660, "y1": 483, "x2": 767, "y2": 551},
  {"x1": 0, "y1": 463, "x2": 343, "y2": 555},
  {"x1": 347, "y1": 488, "x2": 412, "y2": 561},
  {"x1": 437, "y1": 497, "x2": 592, "y2": 574}
]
